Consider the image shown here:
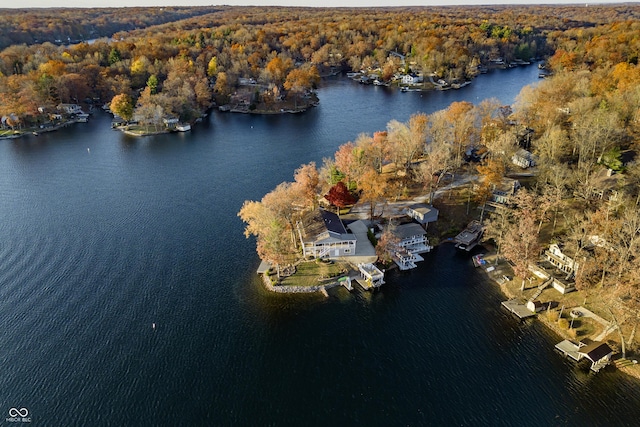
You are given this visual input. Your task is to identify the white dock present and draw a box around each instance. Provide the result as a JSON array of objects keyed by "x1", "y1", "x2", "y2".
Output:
[{"x1": 501, "y1": 299, "x2": 536, "y2": 319}]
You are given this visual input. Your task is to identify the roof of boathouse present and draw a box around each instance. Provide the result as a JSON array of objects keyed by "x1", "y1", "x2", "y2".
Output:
[{"x1": 578, "y1": 340, "x2": 613, "y2": 362}]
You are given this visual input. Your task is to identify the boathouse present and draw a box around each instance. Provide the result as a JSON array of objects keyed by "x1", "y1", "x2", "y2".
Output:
[
  {"x1": 454, "y1": 220, "x2": 484, "y2": 251},
  {"x1": 526, "y1": 300, "x2": 545, "y2": 313},
  {"x1": 577, "y1": 340, "x2": 614, "y2": 372},
  {"x1": 555, "y1": 339, "x2": 613, "y2": 373},
  {"x1": 357, "y1": 262, "x2": 385, "y2": 289}
]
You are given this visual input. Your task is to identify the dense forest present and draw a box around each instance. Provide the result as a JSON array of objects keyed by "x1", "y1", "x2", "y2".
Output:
[
  {"x1": 3, "y1": 4, "x2": 639, "y2": 129},
  {"x1": 0, "y1": 6, "x2": 223, "y2": 50}
]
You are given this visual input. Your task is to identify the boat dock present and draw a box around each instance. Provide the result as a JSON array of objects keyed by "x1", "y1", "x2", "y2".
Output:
[
  {"x1": 454, "y1": 220, "x2": 484, "y2": 251},
  {"x1": 555, "y1": 340, "x2": 581, "y2": 361},
  {"x1": 472, "y1": 253, "x2": 486, "y2": 267},
  {"x1": 501, "y1": 299, "x2": 536, "y2": 319},
  {"x1": 355, "y1": 263, "x2": 385, "y2": 291}
]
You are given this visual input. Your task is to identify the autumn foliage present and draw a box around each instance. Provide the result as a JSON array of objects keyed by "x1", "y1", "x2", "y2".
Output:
[{"x1": 325, "y1": 181, "x2": 356, "y2": 209}]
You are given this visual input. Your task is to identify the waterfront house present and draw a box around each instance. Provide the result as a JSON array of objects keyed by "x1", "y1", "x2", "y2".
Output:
[
  {"x1": 57, "y1": 103, "x2": 84, "y2": 115},
  {"x1": 545, "y1": 243, "x2": 579, "y2": 276},
  {"x1": 402, "y1": 73, "x2": 423, "y2": 85},
  {"x1": 404, "y1": 203, "x2": 439, "y2": 226},
  {"x1": 391, "y1": 222, "x2": 432, "y2": 270},
  {"x1": 511, "y1": 148, "x2": 536, "y2": 169},
  {"x1": 394, "y1": 223, "x2": 432, "y2": 254},
  {"x1": 162, "y1": 117, "x2": 179, "y2": 129},
  {"x1": 527, "y1": 243, "x2": 579, "y2": 294},
  {"x1": 297, "y1": 209, "x2": 357, "y2": 259}
]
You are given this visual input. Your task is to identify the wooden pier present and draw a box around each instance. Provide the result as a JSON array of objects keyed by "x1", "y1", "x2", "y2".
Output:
[{"x1": 501, "y1": 299, "x2": 536, "y2": 319}]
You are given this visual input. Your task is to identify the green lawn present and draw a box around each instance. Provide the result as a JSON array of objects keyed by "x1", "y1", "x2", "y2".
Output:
[
  {"x1": 124, "y1": 124, "x2": 168, "y2": 135},
  {"x1": 279, "y1": 260, "x2": 350, "y2": 287}
]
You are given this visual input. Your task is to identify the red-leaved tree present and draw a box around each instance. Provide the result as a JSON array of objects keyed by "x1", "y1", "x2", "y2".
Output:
[{"x1": 325, "y1": 181, "x2": 356, "y2": 212}]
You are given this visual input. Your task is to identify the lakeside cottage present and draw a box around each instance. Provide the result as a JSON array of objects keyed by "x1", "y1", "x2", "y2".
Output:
[
  {"x1": 528, "y1": 243, "x2": 579, "y2": 294},
  {"x1": 546, "y1": 243, "x2": 579, "y2": 276},
  {"x1": 488, "y1": 178, "x2": 521, "y2": 207},
  {"x1": 297, "y1": 209, "x2": 357, "y2": 259}
]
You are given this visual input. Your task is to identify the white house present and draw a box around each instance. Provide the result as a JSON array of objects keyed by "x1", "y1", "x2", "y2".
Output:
[
  {"x1": 402, "y1": 73, "x2": 423, "y2": 85},
  {"x1": 297, "y1": 209, "x2": 357, "y2": 259},
  {"x1": 546, "y1": 243, "x2": 579, "y2": 276},
  {"x1": 163, "y1": 117, "x2": 179, "y2": 129},
  {"x1": 391, "y1": 222, "x2": 433, "y2": 270},
  {"x1": 512, "y1": 148, "x2": 536, "y2": 169}
]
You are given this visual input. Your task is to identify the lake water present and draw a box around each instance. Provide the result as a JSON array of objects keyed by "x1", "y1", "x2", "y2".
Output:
[{"x1": 1, "y1": 65, "x2": 639, "y2": 426}]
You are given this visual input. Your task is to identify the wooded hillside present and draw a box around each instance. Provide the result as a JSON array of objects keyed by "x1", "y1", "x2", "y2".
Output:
[{"x1": 0, "y1": 6, "x2": 223, "y2": 50}]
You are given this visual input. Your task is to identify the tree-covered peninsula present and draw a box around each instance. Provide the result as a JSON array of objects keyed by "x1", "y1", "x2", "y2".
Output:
[{"x1": 239, "y1": 6, "x2": 640, "y2": 370}]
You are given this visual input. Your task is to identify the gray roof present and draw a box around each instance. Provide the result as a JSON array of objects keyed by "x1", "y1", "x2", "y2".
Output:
[
  {"x1": 299, "y1": 209, "x2": 354, "y2": 244},
  {"x1": 405, "y1": 203, "x2": 439, "y2": 223},
  {"x1": 394, "y1": 223, "x2": 426, "y2": 240},
  {"x1": 320, "y1": 209, "x2": 348, "y2": 235}
]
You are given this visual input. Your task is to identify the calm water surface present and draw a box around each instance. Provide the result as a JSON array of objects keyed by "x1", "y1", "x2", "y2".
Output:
[{"x1": 1, "y1": 65, "x2": 639, "y2": 426}]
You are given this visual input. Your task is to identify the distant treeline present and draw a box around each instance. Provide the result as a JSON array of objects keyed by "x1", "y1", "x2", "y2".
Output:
[
  {"x1": 0, "y1": 6, "x2": 223, "y2": 50},
  {"x1": 2, "y1": 5, "x2": 640, "y2": 128}
]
